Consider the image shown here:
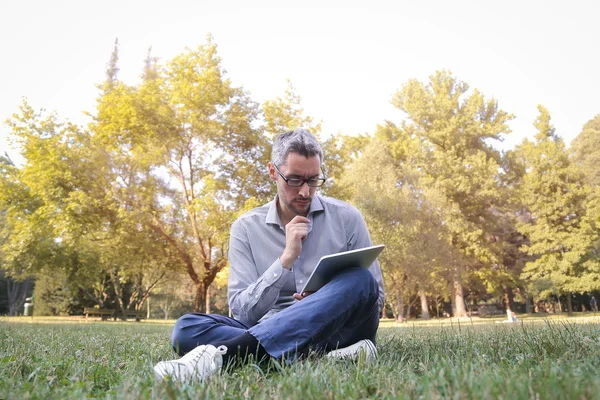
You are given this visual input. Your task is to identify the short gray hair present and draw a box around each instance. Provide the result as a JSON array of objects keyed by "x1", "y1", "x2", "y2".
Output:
[{"x1": 271, "y1": 128, "x2": 323, "y2": 166}]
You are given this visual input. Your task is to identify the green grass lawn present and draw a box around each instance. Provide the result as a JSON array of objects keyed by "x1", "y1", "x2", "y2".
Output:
[{"x1": 1, "y1": 316, "x2": 600, "y2": 399}]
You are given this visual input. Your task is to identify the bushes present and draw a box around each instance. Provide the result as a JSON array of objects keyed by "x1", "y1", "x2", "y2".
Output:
[{"x1": 32, "y1": 270, "x2": 76, "y2": 316}]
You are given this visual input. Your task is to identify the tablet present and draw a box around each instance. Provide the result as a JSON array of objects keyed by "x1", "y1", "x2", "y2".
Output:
[{"x1": 300, "y1": 244, "x2": 385, "y2": 293}]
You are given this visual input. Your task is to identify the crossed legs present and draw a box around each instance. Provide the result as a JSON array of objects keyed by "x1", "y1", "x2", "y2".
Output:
[{"x1": 171, "y1": 267, "x2": 379, "y2": 362}]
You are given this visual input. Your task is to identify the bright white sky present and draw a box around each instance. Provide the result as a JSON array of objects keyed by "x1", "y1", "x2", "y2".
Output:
[{"x1": 1, "y1": 0, "x2": 599, "y2": 165}]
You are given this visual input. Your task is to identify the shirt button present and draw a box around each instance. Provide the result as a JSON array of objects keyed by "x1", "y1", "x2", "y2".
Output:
[
  {"x1": 299, "y1": 280, "x2": 303, "y2": 284},
  {"x1": 255, "y1": 295, "x2": 259, "y2": 299},
  {"x1": 273, "y1": 272, "x2": 278, "y2": 277}
]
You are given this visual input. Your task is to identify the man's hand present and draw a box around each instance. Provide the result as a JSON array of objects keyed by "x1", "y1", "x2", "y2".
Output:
[
  {"x1": 280, "y1": 215, "x2": 310, "y2": 270},
  {"x1": 293, "y1": 291, "x2": 314, "y2": 301}
]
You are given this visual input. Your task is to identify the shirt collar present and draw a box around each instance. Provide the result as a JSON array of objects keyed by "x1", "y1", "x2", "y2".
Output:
[{"x1": 266, "y1": 195, "x2": 324, "y2": 227}]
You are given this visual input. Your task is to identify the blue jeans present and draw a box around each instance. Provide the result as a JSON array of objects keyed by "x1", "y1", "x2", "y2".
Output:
[{"x1": 171, "y1": 267, "x2": 380, "y2": 360}]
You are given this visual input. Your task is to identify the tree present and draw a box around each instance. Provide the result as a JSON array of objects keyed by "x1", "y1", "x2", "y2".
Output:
[
  {"x1": 570, "y1": 114, "x2": 600, "y2": 187},
  {"x1": 0, "y1": 126, "x2": 52, "y2": 316},
  {"x1": 32, "y1": 269, "x2": 74, "y2": 315},
  {"x1": 391, "y1": 70, "x2": 514, "y2": 317},
  {"x1": 4, "y1": 38, "x2": 325, "y2": 315},
  {"x1": 262, "y1": 79, "x2": 321, "y2": 139},
  {"x1": 342, "y1": 124, "x2": 453, "y2": 321},
  {"x1": 515, "y1": 106, "x2": 600, "y2": 315},
  {"x1": 3, "y1": 97, "x2": 176, "y2": 317},
  {"x1": 321, "y1": 133, "x2": 371, "y2": 201},
  {"x1": 92, "y1": 36, "x2": 270, "y2": 312}
]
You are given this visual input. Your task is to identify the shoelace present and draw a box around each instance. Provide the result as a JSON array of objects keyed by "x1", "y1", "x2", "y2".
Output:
[
  {"x1": 190, "y1": 345, "x2": 228, "y2": 367},
  {"x1": 190, "y1": 347, "x2": 210, "y2": 366},
  {"x1": 366, "y1": 340, "x2": 377, "y2": 356}
]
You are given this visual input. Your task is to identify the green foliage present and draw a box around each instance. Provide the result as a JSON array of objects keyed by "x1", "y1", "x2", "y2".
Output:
[
  {"x1": 343, "y1": 134, "x2": 447, "y2": 319},
  {"x1": 2, "y1": 36, "x2": 327, "y2": 314},
  {"x1": 516, "y1": 106, "x2": 600, "y2": 298},
  {"x1": 3, "y1": 31, "x2": 600, "y2": 317},
  {"x1": 32, "y1": 270, "x2": 75, "y2": 316},
  {"x1": 88, "y1": 36, "x2": 323, "y2": 312},
  {"x1": 320, "y1": 132, "x2": 370, "y2": 200},
  {"x1": 262, "y1": 80, "x2": 321, "y2": 139},
  {"x1": 570, "y1": 113, "x2": 600, "y2": 187},
  {"x1": 389, "y1": 70, "x2": 516, "y2": 316}
]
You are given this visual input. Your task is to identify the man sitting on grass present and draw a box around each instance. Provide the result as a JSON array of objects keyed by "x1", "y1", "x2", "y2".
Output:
[{"x1": 154, "y1": 128, "x2": 385, "y2": 382}]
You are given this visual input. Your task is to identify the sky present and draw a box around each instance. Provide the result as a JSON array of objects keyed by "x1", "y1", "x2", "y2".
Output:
[{"x1": 1, "y1": 0, "x2": 599, "y2": 165}]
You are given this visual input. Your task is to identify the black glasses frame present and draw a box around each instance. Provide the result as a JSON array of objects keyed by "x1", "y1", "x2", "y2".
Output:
[{"x1": 273, "y1": 164, "x2": 327, "y2": 187}]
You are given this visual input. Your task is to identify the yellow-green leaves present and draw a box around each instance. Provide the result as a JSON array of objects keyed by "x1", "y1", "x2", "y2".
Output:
[
  {"x1": 516, "y1": 106, "x2": 600, "y2": 299},
  {"x1": 262, "y1": 80, "x2": 321, "y2": 139},
  {"x1": 570, "y1": 114, "x2": 600, "y2": 187}
]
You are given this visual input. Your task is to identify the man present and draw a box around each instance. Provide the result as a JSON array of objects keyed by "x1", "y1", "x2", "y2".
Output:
[
  {"x1": 591, "y1": 296, "x2": 598, "y2": 312},
  {"x1": 154, "y1": 128, "x2": 385, "y2": 382}
]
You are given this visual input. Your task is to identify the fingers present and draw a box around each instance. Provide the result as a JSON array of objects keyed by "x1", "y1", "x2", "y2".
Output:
[
  {"x1": 287, "y1": 223, "x2": 309, "y2": 241},
  {"x1": 289, "y1": 215, "x2": 310, "y2": 224},
  {"x1": 281, "y1": 216, "x2": 310, "y2": 269},
  {"x1": 293, "y1": 292, "x2": 314, "y2": 301},
  {"x1": 286, "y1": 216, "x2": 309, "y2": 241}
]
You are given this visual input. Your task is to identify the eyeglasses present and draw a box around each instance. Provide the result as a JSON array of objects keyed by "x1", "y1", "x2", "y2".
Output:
[{"x1": 273, "y1": 164, "x2": 327, "y2": 187}]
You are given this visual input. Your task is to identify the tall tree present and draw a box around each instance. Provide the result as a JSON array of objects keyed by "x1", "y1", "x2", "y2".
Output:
[
  {"x1": 3, "y1": 98, "x2": 175, "y2": 316},
  {"x1": 391, "y1": 70, "x2": 514, "y2": 317},
  {"x1": 342, "y1": 124, "x2": 453, "y2": 321},
  {"x1": 570, "y1": 114, "x2": 600, "y2": 187},
  {"x1": 0, "y1": 153, "x2": 35, "y2": 315},
  {"x1": 92, "y1": 36, "x2": 269, "y2": 311},
  {"x1": 515, "y1": 106, "x2": 600, "y2": 315}
]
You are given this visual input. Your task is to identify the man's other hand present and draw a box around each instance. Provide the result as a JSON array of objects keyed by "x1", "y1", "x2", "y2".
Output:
[
  {"x1": 280, "y1": 216, "x2": 310, "y2": 269},
  {"x1": 293, "y1": 291, "x2": 314, "y2": 301}
]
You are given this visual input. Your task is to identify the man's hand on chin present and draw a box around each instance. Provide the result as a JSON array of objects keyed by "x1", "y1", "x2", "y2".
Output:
[{"x1": 280, "y1": 215, "x2": 310, "y2": 269}]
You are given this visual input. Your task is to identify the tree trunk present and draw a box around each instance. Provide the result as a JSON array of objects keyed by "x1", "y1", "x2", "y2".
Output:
[
  {"x1": 162, "y1": 299, "x2": 170, "y2": 320},
  {"x1": 388, "y1": 303, "x2": 397, "y2": 320},
  {"x1": 468, "y1": 294, "x2": 476, "y2": 317},
  {"x1": 146, "y1": 297, "x2": 151, "y2": 320},
  {"x1": 109, "y1": 270, "x2": 127, "y2": 320},
  {"x1": 567, "y1": 293, "x2": 573, "y2": 316},
  {"x1": 205, "y1": 284, "x2": 211, "y2": 314},
  {"x1": 449, "y1": 281, "x2": 456, "y2": 317},
  {"x1": 557, "y1": 295, "x2": 563, "y2": 313},
  {"x1": 193, "y1": 283, "x2": 207, "y2": 312},
  {"x1": 453, "y1": 277, "x2": 468, "y2": 318},
  {"x1": 525, "y1": 292, "x2": 533, "y2": 314},
  {"x1": 395, "y1": 288, "x2": 404, "y2": 323},
  {"x1": 505, "y1": 287, "x2": 516, "y2": 312},
  {"x1": 418, "y1": 284, "x2": 430, "y2": 320},
  {"x1": 405, "y1": 295, "x2": 419, "y2": 322}
]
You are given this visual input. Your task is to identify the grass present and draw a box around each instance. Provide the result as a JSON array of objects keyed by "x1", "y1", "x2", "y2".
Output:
[{"x1": 1, "y1": 316, "x2": 600, "y2": 399}]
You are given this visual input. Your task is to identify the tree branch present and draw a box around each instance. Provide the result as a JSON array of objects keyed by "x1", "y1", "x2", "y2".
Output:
[{"x1": 147, "y1": 220, "x2": 200, "y2": 284}]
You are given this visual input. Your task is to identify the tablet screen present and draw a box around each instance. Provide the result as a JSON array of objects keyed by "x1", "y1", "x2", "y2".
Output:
[{"x1": 300, "y1": 244, "x2": 385, "y2": 293}]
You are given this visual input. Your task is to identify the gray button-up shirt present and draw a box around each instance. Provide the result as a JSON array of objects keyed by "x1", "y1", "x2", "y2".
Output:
[{"x1": 228, "y1": 194, "x2": 385, "y2": 326}]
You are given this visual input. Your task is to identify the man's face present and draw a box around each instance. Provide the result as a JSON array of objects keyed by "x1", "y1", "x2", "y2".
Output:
[{"x1": 269, "y1": 152, "x2": 321, "y2": 218}]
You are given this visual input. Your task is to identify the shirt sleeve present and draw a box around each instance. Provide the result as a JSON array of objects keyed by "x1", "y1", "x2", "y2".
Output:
[
  {"x1": 345, "y1": 206, "x2": 386, "y2": 312},
  {"x1": 227, "y1": 218, "x2": 293, "y2": 326}
]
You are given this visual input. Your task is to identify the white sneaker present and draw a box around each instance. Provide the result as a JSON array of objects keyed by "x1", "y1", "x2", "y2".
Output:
[
  {"x1": 154, "y1": 345, "x2": 228, "y2": 382},
  {"x1": 325, "y1": 339, "x2": 377, "y2": 363}
]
